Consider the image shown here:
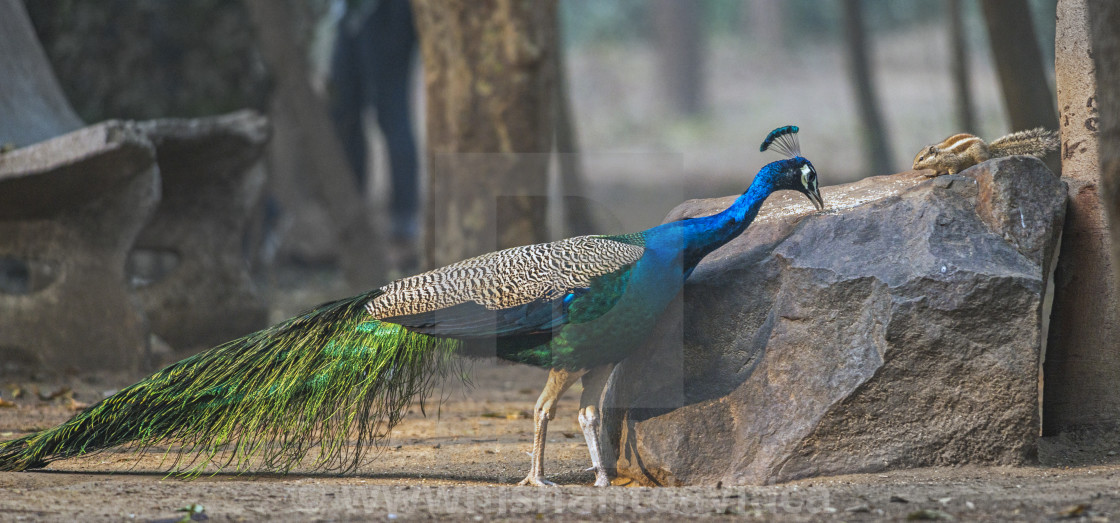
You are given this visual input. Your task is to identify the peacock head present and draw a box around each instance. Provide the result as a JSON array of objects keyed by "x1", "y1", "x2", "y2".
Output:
[
  {"x1": 771, "y1": 157, "x2": 824, "y2": 211},
  {"x1": 759, "y1": 126, "x2": 824, "y2": 211}
]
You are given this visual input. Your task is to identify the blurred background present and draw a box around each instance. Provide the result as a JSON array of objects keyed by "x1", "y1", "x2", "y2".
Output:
[{"x1": 5, "y1": 0, "x2": 1060, "y2": 366}]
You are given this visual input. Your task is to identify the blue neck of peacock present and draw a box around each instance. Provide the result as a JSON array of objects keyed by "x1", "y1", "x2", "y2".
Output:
[{"x1": 677, "y1": 165, "x2": 781, "y2": 272}]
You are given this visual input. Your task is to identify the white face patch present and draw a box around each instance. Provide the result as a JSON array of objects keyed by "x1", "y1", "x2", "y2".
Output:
[{"x1": 800, "y1": 164, "x2": 812, "y2": 188}]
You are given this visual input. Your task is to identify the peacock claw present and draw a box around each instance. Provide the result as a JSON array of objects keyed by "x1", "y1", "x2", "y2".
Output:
[{"x1": 517, "y1": 475, "x2": 558, "y2": 487}]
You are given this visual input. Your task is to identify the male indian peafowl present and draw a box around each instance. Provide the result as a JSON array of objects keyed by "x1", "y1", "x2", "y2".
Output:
[{"x1": 0, "y1": 126, "x2": 823, "y2": 487}]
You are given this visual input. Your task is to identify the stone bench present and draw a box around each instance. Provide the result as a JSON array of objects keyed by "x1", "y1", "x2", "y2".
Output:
[
  {"x1": 0, "y1": 123, "x2": 159, "y2": 374},
  {"x1": 0, "y1": 0, "x2": 269, "y2": 372},
  {"x1": 130, "y1": 111, "x2": 270, "y2": 353}
]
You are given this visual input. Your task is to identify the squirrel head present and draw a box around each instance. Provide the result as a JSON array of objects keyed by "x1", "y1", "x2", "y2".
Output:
[{"x1": 912, "y1": 145, "x2": 938, "y2": 170}]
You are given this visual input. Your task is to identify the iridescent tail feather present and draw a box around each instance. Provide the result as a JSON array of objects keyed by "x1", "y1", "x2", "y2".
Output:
[{"x1": 0, "y1": 290, "x2": 461, "y2": 474}]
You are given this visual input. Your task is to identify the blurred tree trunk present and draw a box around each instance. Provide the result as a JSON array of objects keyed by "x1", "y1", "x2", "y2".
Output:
[
  {"x1": 554, "y1": 23, "x2": 596, "y2": 237},
  {"x1": 412, "y1": 0, "x2": 557, "y2": 266},
  {"x1": 948, "y1": 0, "x2": 977, "y2": 131},
  {"x1": 841, "y1": 0, "x2": 894, "y2": 174},
  {"x1": 245, "y1": 0, "x2": 385, "y2": 288},
  {"x1": 24, "y1": 0, "x2": 268, "y2": 122},
  {"x1": 1089, "y1": 1, "x2": 1120, "y2": 302},
  {"x1": 551, "y1": 16, "x2": 595, "y2": 237},
  {"x1": 980, "y1": 0, "x2": 1060, "y2": 172},
  {"x1": 744, "y1": 0, "x2": 785, "y2": 55},
  {"x1": 652, "y1": 0, "x2": 705, "y2": 116}
]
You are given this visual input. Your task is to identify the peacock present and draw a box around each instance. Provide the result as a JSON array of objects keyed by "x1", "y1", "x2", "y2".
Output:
[{"x1": 0, "y1": 126, "x2": 823, "y2": 487}]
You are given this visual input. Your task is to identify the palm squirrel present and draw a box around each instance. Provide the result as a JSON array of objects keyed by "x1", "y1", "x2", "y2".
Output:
[{"x1": 912, "y1": 128, "x2": 1059, "y2": 175}]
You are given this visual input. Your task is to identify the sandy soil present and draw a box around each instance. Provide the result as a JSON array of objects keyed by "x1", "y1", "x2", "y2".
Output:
[{"x1": 2, "y1": 359, "x2": 1119, "y2": 522}]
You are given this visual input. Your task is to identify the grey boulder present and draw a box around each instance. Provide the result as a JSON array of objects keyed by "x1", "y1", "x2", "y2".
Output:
[{"x1": 604, "y1": 156, "x2": 1066, "y2": 486}]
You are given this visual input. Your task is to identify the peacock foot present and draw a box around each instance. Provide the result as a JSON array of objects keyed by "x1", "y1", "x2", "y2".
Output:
[{"x1": 517, "y1": 475, "x2": 558, "y2": 487}]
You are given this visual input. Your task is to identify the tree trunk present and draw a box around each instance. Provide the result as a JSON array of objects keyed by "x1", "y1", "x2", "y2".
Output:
[
  {"x1": 1089, "y1": 0, "x2": 1120, "y2": 336},
  {"x1": 412, "y1": 0, "x2": 557, "y2": 266},
  {"x1": 948, "y1": 0, "x2": 977, "y2": 132},
  {"x1": 744, "y1": 0, "x2": 785, "y2": 55},
  {"x1": 979, "y1": 0, "x2": 1060, "y2": 165},
  {"x1": 651, "y1": 0, "x2": 705, "y2": 117},
  {"x1": 1043, "y1": 0, "x2": 1120, "y2": 434},
  {"x1": 24, "y1": 0, "x2": 268, "y2": 123},
  {"x1": 554, "y1": 20, "x2": 596, "y2": 238},
  {"x1": 245, "y1": 0, "x2": 385, "y2": 289},
  {"x1": 841, "y1": 0, "x2": 894, "y2": 175},
  {"x1": 1090, "y1": 1, "x2": 1120, "y2": 295}
]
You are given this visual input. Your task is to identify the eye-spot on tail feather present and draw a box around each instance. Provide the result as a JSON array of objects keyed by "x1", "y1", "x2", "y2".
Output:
[
  {"x1": 0, "y1": 290, "x2": 463, "y2": 475},
  {"x1": 760, "y1": 125, "x2": 801, "y2": 158}
]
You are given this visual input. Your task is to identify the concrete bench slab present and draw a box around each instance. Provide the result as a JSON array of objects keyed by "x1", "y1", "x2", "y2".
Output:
[
  {"x1": 130, "y1": 110, "x2": 271, "y2": 352},
  {"x1": 0, "y1": 122, "x2": 159, "y2": 374}
]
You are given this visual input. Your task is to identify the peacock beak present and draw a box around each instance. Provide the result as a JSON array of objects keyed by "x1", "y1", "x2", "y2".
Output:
[{"x1": 806, "y1": 186, "x2": 824, "y2": 211}]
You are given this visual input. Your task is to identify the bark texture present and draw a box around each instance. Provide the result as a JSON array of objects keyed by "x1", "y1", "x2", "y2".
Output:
[
  {"x1": 412, "y1": 0, "x2": 557, "y2": 266},
  {"x1": 1044, "y1": 0, "x2": 1120, "y2": 434},
  {"x1": 1088, "y1": 1, "x2": 1120, "y2": 317}
]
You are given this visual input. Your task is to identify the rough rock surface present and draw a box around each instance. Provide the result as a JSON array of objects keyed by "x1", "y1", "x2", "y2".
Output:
[{"x1": 603, "y1": 157, "x2": 1067, "y2": 486}]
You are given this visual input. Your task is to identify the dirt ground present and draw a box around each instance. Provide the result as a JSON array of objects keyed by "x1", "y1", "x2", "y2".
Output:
[{"x1": 1, "y1": 358, "x2": 1119, "y2": 522}]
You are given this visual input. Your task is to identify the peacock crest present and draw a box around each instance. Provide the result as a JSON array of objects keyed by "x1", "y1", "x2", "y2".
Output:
[{"x1": 760, "y1": 125, "x2": 801, "y2": 158}]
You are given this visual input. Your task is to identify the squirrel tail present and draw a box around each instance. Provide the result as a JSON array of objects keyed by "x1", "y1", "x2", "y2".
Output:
[{"x1": 988, "y1": 128, "x2": 1060, "y2": 158}]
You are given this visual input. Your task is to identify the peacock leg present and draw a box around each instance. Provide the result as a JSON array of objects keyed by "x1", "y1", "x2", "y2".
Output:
[
  {"x1": 577, "y1": 363, "x2": 616, "y2": 487},
  {"x1": 518, "y1": 368, "x2": 585, "y2": 486}
]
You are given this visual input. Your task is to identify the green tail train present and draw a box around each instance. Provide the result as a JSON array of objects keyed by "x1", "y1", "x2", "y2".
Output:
[{"x1": 0, "y1": 289, "x2": 460, "y2": 474}]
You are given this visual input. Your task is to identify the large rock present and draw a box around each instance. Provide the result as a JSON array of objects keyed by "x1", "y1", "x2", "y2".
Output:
[{"x1": 603, "y1": 157, "x2": 1066, "y2": 486}]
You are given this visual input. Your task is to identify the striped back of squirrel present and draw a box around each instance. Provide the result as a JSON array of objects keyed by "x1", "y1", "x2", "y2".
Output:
[
  {"x1": 912, "y1": 133, "x2": 985, "y2": 171},
  {"x1": 913, "y1": 128, "x2": 1060, "y2": 173},
  {"x1": 988, "y1": 128, "x2": 1060, "y2": 158},
  {"x1": 937, "y1": 133, "x2": 984, "y2": 154}
]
